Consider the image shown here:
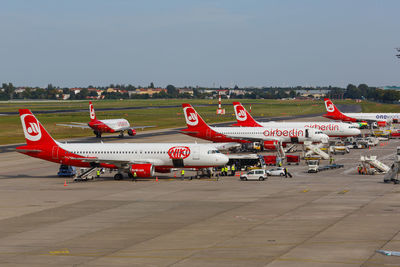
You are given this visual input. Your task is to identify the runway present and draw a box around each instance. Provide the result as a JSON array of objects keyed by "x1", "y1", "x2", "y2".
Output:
[{"x1": 0, "y1": 115, "x2": 399, "y2": 266}]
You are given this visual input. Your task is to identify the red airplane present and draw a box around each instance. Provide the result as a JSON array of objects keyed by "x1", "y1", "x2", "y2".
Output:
[{"x1": 58, "y1": 101, "x2": 153, "y2": 138}]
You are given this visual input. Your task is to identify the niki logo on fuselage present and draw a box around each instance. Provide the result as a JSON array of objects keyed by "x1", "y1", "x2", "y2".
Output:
[
  {"x1": 168, "y1": 146, "x2": 191, "y2": 159},
  {"x1": 20, "y1": 114, "x2": 42, "y2": 141},
  {"x1": 184, "y1": 107, "x2": 199, "y2": 126},
  {"x1": 235, "y1": 106, "x2": 247, "y2": 121}
]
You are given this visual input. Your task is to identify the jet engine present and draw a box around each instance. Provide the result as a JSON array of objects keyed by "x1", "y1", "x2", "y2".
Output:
[
  {"x1": 130, "y1": 164, "x2": 154, "y2": 177},
  {"x1": 128, "y1": 129, "x2": 137, "y2": 136}
]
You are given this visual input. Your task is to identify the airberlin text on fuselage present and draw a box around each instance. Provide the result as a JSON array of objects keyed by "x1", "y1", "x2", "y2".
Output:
[
  {"x1": 304, "y1": 124, "x2": 339, "y2": 131},
  {"x1": 264, "y1": 129, "x2": 303, "y2": 137}
]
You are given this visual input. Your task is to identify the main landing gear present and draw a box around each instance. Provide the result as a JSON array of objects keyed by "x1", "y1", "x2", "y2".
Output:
[
  {"x1": 114, "y1": 173, "x2": 124, "y2": 180},
  {"x1": 94, "y1": 131, "x2": 102, "y2": 138}
]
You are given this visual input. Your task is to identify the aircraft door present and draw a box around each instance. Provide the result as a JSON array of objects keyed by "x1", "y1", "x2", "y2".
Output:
[
  {"x1": 305, "y1": 129, "x2": 309, "y2": 138},
  {"x1": 290, "y1": 137, "x2": 299, "y2": 143},
  {"x1": 192, "y1": 146, "x2": 200, "y2": 160},
  {"x1": 172, "y1": 159, "x2": 184, "y2": 167}
]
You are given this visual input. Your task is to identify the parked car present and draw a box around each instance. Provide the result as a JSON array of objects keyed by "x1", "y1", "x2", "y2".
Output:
[
  {"x1": 57, "y1": 165, "x2": 77, "y2": 177},
  {"x1": 240, "y1": 169, "x2": 268, "y2": 181},
  {"x1": 266, "y1": 167, "x2": 285, "y2": 176}
]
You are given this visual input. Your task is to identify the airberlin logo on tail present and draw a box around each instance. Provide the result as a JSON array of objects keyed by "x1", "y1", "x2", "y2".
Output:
[
  {"x1": 21, "y1": 114, "x2": 42, "y2": 141},
  {"x1": 89, "y1": 104, "x2": 95, "y2": 120},
  {"x1": 168, "y1": 146, "x2": 191, "y2": 159},
  {"x1": 325, "y1": 100, "x2": 335, "y2": 113},
  {"x1": 183, "y1": 107, "x2": 198, "y2": 126},
  {"x1": 234, "y1": 105, "x2": 247, "y2": 121}
]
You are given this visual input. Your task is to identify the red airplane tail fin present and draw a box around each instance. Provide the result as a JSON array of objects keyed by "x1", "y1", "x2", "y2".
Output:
[
  {"x1": 182, "y1": 103, "x2": 211, "y2": 131},
  {"x1": 19, "y1": 109, "x2": 57, "y2": 148},
  {"x1": 89, "y1": 101, "x2": 97, "y2": 122},
  {"x1": 323, "y1": 98, "x2": 343, "y2": 118},
  {"x1": 232, "y1": 102, "x2": 262, "y2": 127}
]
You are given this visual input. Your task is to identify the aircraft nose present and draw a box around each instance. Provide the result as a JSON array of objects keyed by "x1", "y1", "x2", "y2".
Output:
[
  {"x1": 354, "y1": 129, "x2": 361, "y2": 135},
  {"x1": 220, "y1": 154, "x2": 229, "y2": 165}
]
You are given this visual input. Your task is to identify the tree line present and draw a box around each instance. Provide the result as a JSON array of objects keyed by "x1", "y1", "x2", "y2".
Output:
[{"x1": 1, "y1": 82, "x2": 399, "y2": 102}]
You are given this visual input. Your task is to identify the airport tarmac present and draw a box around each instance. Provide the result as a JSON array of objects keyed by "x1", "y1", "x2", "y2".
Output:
[{"x1": 0, "y1": 121, "x2": 400, "y2": 266}]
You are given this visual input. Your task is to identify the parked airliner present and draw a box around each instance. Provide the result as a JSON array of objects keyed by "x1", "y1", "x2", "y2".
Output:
[
  {"x1": 17, "y1": 109, "x2": 228, "y2": 180},
  {"x1": 57, "y1": 101, "x2": 153, "y2": 138},
  {"x1": 323, "y1": 98, "x2": 400, "y2": 127},
  {"x1": 232, "y1": 102, "x2": 361, "y2": 137},
  {"x1": 181, "y1": 104, "x2": 329, "y2": 150}
]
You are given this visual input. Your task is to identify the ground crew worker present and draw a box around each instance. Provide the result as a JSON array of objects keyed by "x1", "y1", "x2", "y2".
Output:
[
  {"x1": 231, "y1": 165, "x2": 236, "y2": 176},
  {"x1": 181, "y1": 169, "x2": 185, "y2": 180},
  {"x1": 224, "y1": 166, "x2": 228, "y2": 176},
  {"x1": 330, "y1": 157, "x2": 334, "y2": 164},
  {"x1": 96, "y1": 169, "x2": 100, "y2": 178},
  {"x1": 357, "y1": 165, "x2": 362, "y2": 175},
  {"x1": 227, "y1": 165, "x2": 231, "y2": 176},
  {"x1": 133, "y1": 172, "x2": 137, "y2": 181},
  {"x1": 284, "y1": 167, "x2": 288, "y2": 178},
  {"x1": 279, "y1": 161, "x2": 282, "y2": 167}
]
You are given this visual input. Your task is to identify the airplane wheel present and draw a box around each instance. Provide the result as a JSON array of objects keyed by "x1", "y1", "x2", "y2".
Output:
[{"x1": 114, "y1": 173, "x2": 123, "y2": 180}]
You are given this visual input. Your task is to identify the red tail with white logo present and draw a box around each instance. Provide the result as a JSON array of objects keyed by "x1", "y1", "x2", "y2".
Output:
[
  {"x1": 182, "y1": 103, "x2": 210, "y2": 131},
  {"x1": 19, "y1": 109, "x2": 57, "y2": 148},
  {"x1": 89, "y1": 101, "x2": 97, "y2": 122},
  {"x1": 323, "y1": 98, "x2": 356, "y2": 122},
  {"x1": 232, "y1": 102, "x2": 262, "y2": 127}
]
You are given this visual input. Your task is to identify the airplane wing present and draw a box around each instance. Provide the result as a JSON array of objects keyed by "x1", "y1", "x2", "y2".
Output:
[
  {"x1": 118, "y1": 125, "x2": 157, "y2": 131},
  {"x1": 223, "y1": 134, "x2": 282, "y2": 143},
  {"x1": 57, "y1": 123, "x2": 91, "y2": 129},
  {"x1": 68, "y1": 157, "x2": 159, "y2": 169}
]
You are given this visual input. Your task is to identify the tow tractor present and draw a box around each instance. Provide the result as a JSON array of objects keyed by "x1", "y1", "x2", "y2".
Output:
[{"x1": 307, "y1": 158, "x2": 344, "y2": 173}]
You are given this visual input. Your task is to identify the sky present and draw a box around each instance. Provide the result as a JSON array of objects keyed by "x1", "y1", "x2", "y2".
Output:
[{"x1": 0, "y1": 0, "x2": 399, "y2": 88}]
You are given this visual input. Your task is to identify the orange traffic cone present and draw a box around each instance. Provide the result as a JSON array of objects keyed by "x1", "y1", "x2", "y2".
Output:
[
  {"x1": 64, "y1": 179, "x2": 68, "y2": 187},
  {"x1": 155, "y1": 176, "x2": 159, "y2": 182}
]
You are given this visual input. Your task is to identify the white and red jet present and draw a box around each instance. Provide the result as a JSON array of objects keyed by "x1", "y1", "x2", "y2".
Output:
[
  {"x1": 180, "y1": 103, "x2": 329, "y2": 150},
  {"x1": 323, "y1": 98, "x2": 400, "y2": 127},
  {"x1": 232, "y1": 102, "x2": 360, "y2": 137},
  {"x1": 58, "y1": 101, "x2": 153, "y2": 138},
  {"x1": 17, "y1": 109, "x2": 228, "y2": 180}
]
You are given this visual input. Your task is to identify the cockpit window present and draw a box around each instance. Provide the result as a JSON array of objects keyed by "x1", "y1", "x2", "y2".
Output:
[{"x1": 207, "y1": 150, "x2": 221, "y2": 154}]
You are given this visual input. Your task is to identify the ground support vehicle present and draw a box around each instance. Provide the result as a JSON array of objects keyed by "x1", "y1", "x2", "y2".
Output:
[
  {"x1": 307, "y1": 160, "x2": 320, "y2": 173},
  {"x1": 240, "y1": 169, "x2": 268, "y2": 181},
  {"x1": 266, "y1": 167, "x2": 286, "y2": 176},
  {"x1": 286, "y1": 155, "x2": 300, "y2": 165},
  {"x1": 264, "y1": 155, "x2": 277, "y2": 166},
  {"x1": 58, "y1": 165, "x2": 77, "y2": 177}
]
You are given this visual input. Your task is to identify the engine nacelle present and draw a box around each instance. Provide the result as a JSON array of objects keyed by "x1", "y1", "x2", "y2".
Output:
[
  {"x1": 377, "y1": 121, "x2": 387, "y2": 127},
  {"x1": 128, "y1": 129, "x2": 137, "y2": 136},
  {"x1": 154, "y1": 166, "x2": 172, "y2": 173},
  {"x1": 130, "y1": 164, "x2": 154, "y2": 178}
]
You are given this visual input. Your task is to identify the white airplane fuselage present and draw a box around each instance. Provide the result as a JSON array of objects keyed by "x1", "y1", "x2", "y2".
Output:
[
  {"x1": 257, "y1": 122, "x2": 360, "y2": 137},
  {"x1": 209, "y1": 126, "x2": 329, "y2": 143}
]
